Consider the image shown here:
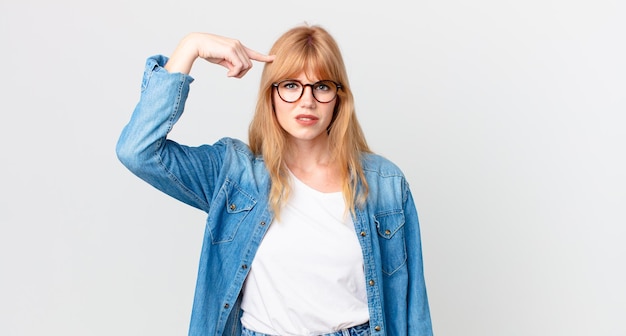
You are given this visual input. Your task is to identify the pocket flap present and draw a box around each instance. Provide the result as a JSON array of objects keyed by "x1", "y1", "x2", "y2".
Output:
[{"x1": 374, "y1": 211, "x2": 405, "y2": 239}]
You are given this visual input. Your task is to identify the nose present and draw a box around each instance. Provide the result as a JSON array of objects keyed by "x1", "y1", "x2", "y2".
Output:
[{"x1": 300, "y1": 85, "x2": 316, "y2": 106}]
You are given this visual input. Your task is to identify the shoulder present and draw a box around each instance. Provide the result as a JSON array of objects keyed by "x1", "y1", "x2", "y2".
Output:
[
  {"x1": 211, "y1": 137, "x2": 268, "y2": 180},
  {"x1": 214, "y1": 137, "x2": 255, "y2": 160},
  {"x1": 360, "y1": 153, "x2": 413, "y2": 214},
  {"x1": 361, "y1": 152, "x2": 405, "y2": 179}
]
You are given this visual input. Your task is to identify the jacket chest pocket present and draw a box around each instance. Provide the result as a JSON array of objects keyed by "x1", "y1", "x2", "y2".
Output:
[
  {"x1": 374, "y1": 210, "x2": 407, "y2": 275},
  {"x1": 207, "y1": 179, "x2": 256, "y2": 244}
]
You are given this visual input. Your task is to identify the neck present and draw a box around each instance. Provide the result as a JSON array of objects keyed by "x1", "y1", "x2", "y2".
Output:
[
  {"x1": 284, "y1": 139, "x2": 343, "y2": 193},
  {"x1": 285, "y1": 137, "x2": 333, "y2": 171}
]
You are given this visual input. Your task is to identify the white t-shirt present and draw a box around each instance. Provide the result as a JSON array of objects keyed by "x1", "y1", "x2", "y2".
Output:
[{"x1": 240, "y1": 172, "x2": 369, "y2": 335}]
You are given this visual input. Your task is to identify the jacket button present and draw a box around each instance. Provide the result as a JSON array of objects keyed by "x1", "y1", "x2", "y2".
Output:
[
  {"x1": 360, "y1": 231, "x2": 366, "y2": 237},
  {"x1": 369, "y1": 280, "x2": 375, "y2": 286},
  {"x1": 242, "y1": 264, "x2": 248, "y2": 269},
  {"x1": 224, "y1": 303, "x2": 229, "y2": 309},
  {"x1": 229, "y1": 203, "x2": 236, "y2": 210},
  {"x1": 384, "y1": 229, "x2": 391, "y2": 235},
  {"x1": 374, "y1": 325, "x2": 381, "y2": 331},
  {"x1": 260, "y1": 221, "x2": 266, "y2": 226}
]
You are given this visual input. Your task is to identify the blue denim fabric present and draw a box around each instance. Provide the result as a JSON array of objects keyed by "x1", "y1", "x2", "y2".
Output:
[
  {"x1": 116, "y1": 55, "x2": 433, "y2": 336},
  {"x1": 242, "y1": 322, "x2": 371, "y2": 336}
]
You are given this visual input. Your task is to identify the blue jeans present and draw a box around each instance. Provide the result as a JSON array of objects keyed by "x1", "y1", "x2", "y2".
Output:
[{"x1": 241, "y1": 322, "x2": 370, "y2": 336}]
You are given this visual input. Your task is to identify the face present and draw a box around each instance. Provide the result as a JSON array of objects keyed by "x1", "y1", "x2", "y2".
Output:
[{"x1": 273, "y1": 72, "x2": 338, "y2": 146}]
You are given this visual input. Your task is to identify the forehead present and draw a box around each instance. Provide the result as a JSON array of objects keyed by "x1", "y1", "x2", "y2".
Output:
[
  {"x1": 273, "y1": 49, "x2": 334, "y2": 83},
  {"x1": 288, "y1": 71, "x2": 321, "y2": 83}
]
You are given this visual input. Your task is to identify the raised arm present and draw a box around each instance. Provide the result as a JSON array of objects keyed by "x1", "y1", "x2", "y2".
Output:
[{"x1": 116, "y1": 33, "x2": 273, "y2": 211}]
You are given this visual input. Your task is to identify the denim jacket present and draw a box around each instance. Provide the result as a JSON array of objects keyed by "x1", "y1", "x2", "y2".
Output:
[{"x1": 116, "y1": 56, "x2": 433, "y2": 336}]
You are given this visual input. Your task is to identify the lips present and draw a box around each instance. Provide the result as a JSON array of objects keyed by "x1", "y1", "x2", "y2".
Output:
[
  {"x1": 296, "y1": 114, "x2": 318, "y2": 121},
  {"x1": 295, "y1": 114, "x2": 319, "y2": 126}
]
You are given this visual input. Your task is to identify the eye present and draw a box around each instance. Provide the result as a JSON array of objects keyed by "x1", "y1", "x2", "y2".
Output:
[
  {"x1": 281, "y1": 80, "x2": 301, "y2": 90},
  {"x1": 314, "y1": 81, "x2": 333, "y2": 92}
]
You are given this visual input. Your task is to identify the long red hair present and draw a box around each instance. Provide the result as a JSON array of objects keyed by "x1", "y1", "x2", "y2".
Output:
[{"x1": 248, "y1": 24, "x2": 370, "y2": 217}]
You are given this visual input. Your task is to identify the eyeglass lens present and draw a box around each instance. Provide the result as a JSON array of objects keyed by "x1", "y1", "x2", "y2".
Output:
[{"x1": 275, "y1": 80, "x2": 339, "y2": 103}]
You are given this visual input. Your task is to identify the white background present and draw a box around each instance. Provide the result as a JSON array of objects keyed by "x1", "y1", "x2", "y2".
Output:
[{"x1": 1, "y1": 0, "x2": 625, "y2": 335}]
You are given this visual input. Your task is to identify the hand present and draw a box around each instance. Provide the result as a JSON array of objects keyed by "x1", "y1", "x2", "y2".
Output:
[{"x1": 164, "y1": 32, "x2": 274, "y2": 77}]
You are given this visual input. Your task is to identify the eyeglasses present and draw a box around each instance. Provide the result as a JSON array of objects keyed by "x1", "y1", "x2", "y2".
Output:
[{"x1": 272, "y1": 79, "x2": 342, "y2": 103}]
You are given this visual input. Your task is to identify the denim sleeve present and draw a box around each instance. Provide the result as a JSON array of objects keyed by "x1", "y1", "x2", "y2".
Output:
[
  {"x1": 116, "y1": 55, "x2": 221, "y2": 213},
  {"x1": 404, "y1": 180, "x2": 434, "y2": 335}
]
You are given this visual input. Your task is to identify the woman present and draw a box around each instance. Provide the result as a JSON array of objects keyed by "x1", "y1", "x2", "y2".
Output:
[{"x1": 117, "y1": 24, "x2": 433, "y2": 336}]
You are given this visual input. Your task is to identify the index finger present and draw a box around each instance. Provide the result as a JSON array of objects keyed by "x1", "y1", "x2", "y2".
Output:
[{"x1": 245, "y1": 47, "x2": 275, "y2": 63}]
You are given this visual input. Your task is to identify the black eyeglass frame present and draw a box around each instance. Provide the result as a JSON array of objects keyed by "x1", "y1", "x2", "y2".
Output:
[{"x1": 272, "y1": 79, "x2": 342, "y2": 103}]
